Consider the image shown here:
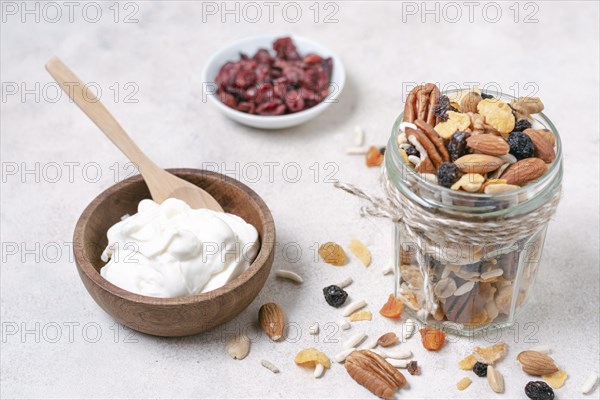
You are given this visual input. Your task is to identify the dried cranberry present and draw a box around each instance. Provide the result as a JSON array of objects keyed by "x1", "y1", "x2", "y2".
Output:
[
  {"x1": 256, "y1": 101, "x2": 286, "y2": 115},
  {"x1": 273, "y1": 37, "x2": 301, "y2": 61},
  {"x1": 253, "y1": 48, "x2": 271, "y2": 64},
  {"x1": 219, "y1": 92, "x2": 237, "y2": 108},
  {"x1": 235, "y1": 70, "x2": 256, "y2": 88},
  {"x1": 303, "y1": 53, "x2": 323, "y2": 64},
  {"x1": 236, "y1": 102, "x2": 256, "y2": 114},
  {"x1": 284, "y1": 90, "x2": 305, "y2": 112}
]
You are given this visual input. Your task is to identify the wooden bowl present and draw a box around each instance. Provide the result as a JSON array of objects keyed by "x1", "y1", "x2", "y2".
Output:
[{"x1": 73, "y1": 169, "x2": 275, "y2": 337}]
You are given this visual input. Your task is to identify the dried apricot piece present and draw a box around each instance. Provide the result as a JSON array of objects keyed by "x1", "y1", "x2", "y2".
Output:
[
  {"x1": 348, "y1": 239, "x2": 371, "y2": 267},
  {"x1": 419, "y1": 327, "x2": 446, "y2": 351},
  {"x1": 366, "y1": 146, "x2": 384, "y2": 167},
  {"x1": 458, "y1": 354, "x2": 477, "y2": 370},
  {"x1": 379, "y1": 294, "x2": 403, "y2": 319},
  {"x1": 318, "y1": 242, "x2": 347, "y2": 266},
  {"x1": 473, "y1": 342, "x2": 507, "y2": 365},
  {"x1": 294, "y1": 348, "x2": 331, "y2": 369},
  {"x1": 542, "y1": 370, "x2": 568, "y2": 389},
  {"x1": 349, "y1": 310, "x2": 372, "y2": 322}
]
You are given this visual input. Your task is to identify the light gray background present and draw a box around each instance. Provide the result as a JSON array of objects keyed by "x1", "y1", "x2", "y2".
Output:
[{"x1": 1, "y1": 1, "x2": 599, "y2": 399}]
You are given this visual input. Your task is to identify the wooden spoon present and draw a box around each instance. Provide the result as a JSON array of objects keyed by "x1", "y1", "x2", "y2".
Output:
[{"x1": 45, "y1": 56, "x2": 223, "y2": 212}]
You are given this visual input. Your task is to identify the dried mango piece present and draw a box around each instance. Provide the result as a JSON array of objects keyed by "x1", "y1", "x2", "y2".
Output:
[
  {"x1": 294, "y1": 348, "x2": 331, "y2": 369},
  {"x1": 458, "y1": 354, "x2": 477, "y2": 370},
  {"x1": 366, "y1": 146, "x2": 384, "y2": 167},
  {"x1": 419, "y1": 327, "x2": 446, "y2": 351},
  {"x1": 542, "y1": 370, "x2": 567, "y2": 389},
  {"x1": 434, "y1": 111, "x2": 471, "y2": 139},
  {"x1": 477, "y1": 99, "x2": 515, "y2": 135},
  {"x1": 473, "y1": 342, "x2": 507, "y2": 365},
  {"x1": 348, "y1": 239, "x2": 371, "y2": 267},
  {"x1": 349, "y1": 310, "x2": 372, "y2": 322},
  {"x1": 456, "y1": 377, "x2": 472, "y2": 391},
  {"x1": 319, "y1": 242, "x2": 347, "y2": 266},
  {"x1": 379, "y1": 294, "x2": 403, "y2": 319}
]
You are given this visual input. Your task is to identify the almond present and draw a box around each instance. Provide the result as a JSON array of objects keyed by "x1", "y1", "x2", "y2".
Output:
[
  {"x1": 517, "y1": 351, "x2": 559, "y2": 376},
  {"x1": 466, "y1": 134, "x2": 510, "y2": 156},
  {"x1": 259, "y1": 303, "x2": 285, "y2": 341},
  {"x1": 454, "y1": 154, "x2": 505, "y2": 174},
  {"x1": 524, "y1": 128, "x2": 556, "y2": 163},
  {"x1": 500, "y1": 157, "x2": 547, "y2": 185}
]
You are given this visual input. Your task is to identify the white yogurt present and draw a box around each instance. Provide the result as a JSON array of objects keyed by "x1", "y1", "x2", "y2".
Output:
[{"x1": 100, "y1": 198, "x2": 259, "y2": 298}]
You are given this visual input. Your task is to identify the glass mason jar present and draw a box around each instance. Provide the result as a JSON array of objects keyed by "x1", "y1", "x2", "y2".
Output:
[{"x1": 386, "y1": 92, "x2": 562, "y2": 336}]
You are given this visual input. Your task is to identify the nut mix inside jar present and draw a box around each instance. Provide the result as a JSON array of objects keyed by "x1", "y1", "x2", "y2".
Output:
[{"x1": 386, "y1": 84, "x2": 562, "y2": 336}]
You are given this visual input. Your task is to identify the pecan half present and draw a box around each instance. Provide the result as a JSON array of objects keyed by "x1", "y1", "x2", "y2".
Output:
[
  {"x1": 406, "y1": 127, "x2": 443, "y2": 168},
  {"x1": 345, "y1": 350, "x2": 407, "y2": 400},
  {"x1": 403, "y1": 84, "x2": 440, "y2": 126},
  {"x1": 414, "y1": 119, "x2": 450, "y2": 162}
]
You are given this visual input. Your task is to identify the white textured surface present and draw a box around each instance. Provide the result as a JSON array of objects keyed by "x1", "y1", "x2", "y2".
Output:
[{"x1": 1, "y1": 2, "x2": 599, "y2": 399}]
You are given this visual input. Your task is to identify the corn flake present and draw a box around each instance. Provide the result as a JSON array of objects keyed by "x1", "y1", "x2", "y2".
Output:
[
  {"x1": 294, "y1": 348, "x2": 331, "y2": 369},
  {"x1": 348, "y1": 239, "x2": 371, "y2": 267},
  {"x1": 349, "y1": 310, "x2": 372, "y2": 322},
  {"x1": 542, "y1": 370, "x2": 568, "y2": 389}
]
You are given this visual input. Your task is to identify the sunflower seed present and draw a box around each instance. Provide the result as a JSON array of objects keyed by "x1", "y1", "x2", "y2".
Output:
[
  {"x1": 275, "y1": 270, "x2": 303, "y2": 283},
  {"x1": 338, "y1": 318, "x2": 351, "y2": 330},
  {"x1": 314, "y1": 363, "x2": 325, "y2": 378},
  {"x1": 387, "y1": 359, "x2": 409, "y2": 368},
  {"x1": 528, "y1": 345, "x2": 551, "y2": 354},
  {"x1": 581, "y1": 372, "x2": 599, "y2": 394},
  {"x1": 385, "y1": 349, "x2": 412, "y2": 359},
  {"x1": 342, "y1": 300, "x2": 367, "y2": 317},
  {"x1": 434, "y1": 277, "x2": 457, "y2": 299},
  {"x1": 336, "y1": 277, "x2": 353, "y2": 289},
  {"x1": 382, "y1": 266, "x2": 394, "y2": 275},
  {"x1": 345, "y1": 146, "x2": 369, "y2": 155},
  {"x1": 480, "y1": 268, "x2": 503, "y2": 280},
  {"x1": 402, "y1": 319, "x2": 417, "y2": 341},
  {"x1": 354, "y1": 125, "x2": 365, "y2": 146},
  {"x1": 454, "y1": 281, "x2": 476, "y2": 297},
  {"x1": 335, "y1": 348, "x2": 356, "y2": 363},
  {"x1": 343, "y1": 332, "x2": 367, "y2": 350},
  {"x1": 261, "y1": 359, "x2": 280, "y2": 373}
]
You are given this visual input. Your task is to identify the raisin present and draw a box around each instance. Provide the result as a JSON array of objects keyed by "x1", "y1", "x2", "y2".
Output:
[
  {"x1": 405, "y1": 145, "x2": 420, "y2": 157},
  {"x1": 436, "y1": 162, "x2": 459, "y2": 188},
  {"x1": 525, "y1": 381, "x2": 555, "y2": 400},
  {"x1": 379, "y1": 146, "x2": 386, "y2": 155},
  {"x1": 447, "y1": 131, "x2": 471, "y2": 161},
  {"x1": 472, "y1": 362, "x2": 488, "y2": 377},
  {"x1": 508, "y1": 131, "x2": 535, "y2": 160},
  {"x1": 322, "y1": 285, "x2": 348, "y2": 308},
  {"x1": 481, "y1": 92, "x2": 494, "y2": 99},
  {"x1": 433, "y1": 95, "x2": 452, "y2": 122},
  {"x1": 514, "y1": 119, "x2": 532, "y2": 132}
]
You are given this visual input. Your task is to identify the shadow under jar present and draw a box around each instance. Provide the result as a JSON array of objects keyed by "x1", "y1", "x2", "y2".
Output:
[{"x1": 386, "y1": 92, "x2": 562, "y2": 336}]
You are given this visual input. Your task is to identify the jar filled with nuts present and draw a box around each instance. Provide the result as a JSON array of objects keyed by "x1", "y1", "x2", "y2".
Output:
[{"x1": 385, "y1": 86, "x2": 562, "y2": 336}]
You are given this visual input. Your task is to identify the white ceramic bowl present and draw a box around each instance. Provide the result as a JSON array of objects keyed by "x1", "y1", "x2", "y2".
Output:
[{"x1": 202, "y1": 34, "x2": 346, "y2": 130}]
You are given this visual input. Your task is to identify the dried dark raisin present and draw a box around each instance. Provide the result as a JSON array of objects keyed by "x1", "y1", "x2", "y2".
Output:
[
  {"x1": 514, "y1": 119, "x2": 532, "y2": 132},
  {"x1": 473, "y1": 362, "x2": 488, "y2": 377},
  {"x1": 508, "y1": 131, "x2": 535, "y2": 160},
  {"x1": 433, "y1": 95, "x2": 452, "y2": 122},
  {"x1": 379, "y1": 146, "x2": 386, "y2": 155},
  {"x1": 481, "y1": 92, "x2": 494, "y2": 99},
  {"x1": 436, "y1": 162, "x2": 459, "y2": 188},
  {"x1": 525, "y1": 381, "x2": 554, "y2": 400},
  {"x1": 405, "y1": 145, "x2": 420, "y2": 157},
  {"x1": 322, "y1": 285, "x2": 348, "y2": 308},
  {"x1": 447, "y1": 131, "x2": 471, "y2": 161}
]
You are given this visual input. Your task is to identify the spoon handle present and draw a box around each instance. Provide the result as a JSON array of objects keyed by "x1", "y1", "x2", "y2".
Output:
[{"x1": 45, "y1": 56, "x2": 157, "y2": 174}]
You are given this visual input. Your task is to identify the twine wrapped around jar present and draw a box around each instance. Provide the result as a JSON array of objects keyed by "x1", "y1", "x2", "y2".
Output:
[
  {"x1": 335, "y1": 165, "x2": 561, "y2": 316},
  {"x1": 335, "y1": 165, "x2": 561, "y2": 247}
]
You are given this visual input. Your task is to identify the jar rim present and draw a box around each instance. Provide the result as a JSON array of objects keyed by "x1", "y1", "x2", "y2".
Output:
[{"x1": 387, "y1": 89, "x2": 563, "y2": 215}]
